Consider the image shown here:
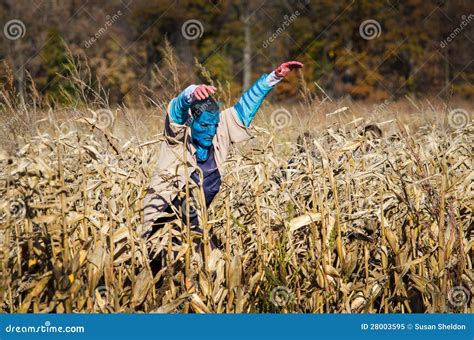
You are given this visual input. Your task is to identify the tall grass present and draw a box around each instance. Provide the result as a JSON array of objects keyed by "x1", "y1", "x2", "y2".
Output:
[{"x1": 0, "y1": 48, "x2": 472, "y2": 313}]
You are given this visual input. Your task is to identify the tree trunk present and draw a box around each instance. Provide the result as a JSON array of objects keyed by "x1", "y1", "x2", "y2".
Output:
[
  {"x1": 242, "y1": 12, "x2": 252, "y2": 90},
  {"x1": 14, "y1": 46, "x2": 26, "y2": 107}
]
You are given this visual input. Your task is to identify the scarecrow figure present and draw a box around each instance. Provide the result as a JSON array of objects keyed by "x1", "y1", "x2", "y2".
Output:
[{"x1": 142, "y1": 61, "x2": 303, "y2": 250}]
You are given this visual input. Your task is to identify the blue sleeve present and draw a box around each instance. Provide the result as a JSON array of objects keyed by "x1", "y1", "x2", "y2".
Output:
[
  {"x1": 169, "y1": 90, "x2": 192, "y2": 125},
  {"x1": 234, "y1": 74, "x2": 274, "y2": 127}
]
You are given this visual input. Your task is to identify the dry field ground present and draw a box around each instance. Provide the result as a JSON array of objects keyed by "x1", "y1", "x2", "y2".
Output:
[{"x1": 0, "y1": 96, "x2": 472, "y2": 313}]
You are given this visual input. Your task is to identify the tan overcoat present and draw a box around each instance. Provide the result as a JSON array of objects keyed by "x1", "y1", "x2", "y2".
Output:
[{"x1": 141, "y1": 101, "x2": 252, "y2": 237}]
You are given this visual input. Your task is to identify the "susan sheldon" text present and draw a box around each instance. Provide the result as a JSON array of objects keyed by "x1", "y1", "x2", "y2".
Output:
[{"x1": 415, "y1": 323, "x2": 466, "y2": 330}]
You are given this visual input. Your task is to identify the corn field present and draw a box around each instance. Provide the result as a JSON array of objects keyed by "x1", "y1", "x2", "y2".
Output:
[{"x1": 0, "y1": 101, "x2": 472, "y2": 314}]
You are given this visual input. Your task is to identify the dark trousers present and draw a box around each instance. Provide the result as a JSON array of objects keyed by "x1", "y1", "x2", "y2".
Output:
[{"x1": 147, "y1": 196, "x2": 214, "y2": 276}]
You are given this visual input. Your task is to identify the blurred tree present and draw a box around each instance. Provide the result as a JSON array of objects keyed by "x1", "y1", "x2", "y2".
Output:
[
  {"x1": 0, "y1": 0, "x2": 472, "y2": 104},
  {"x1": 39, "y1": 27, "x2": 76, "y2": 105}
]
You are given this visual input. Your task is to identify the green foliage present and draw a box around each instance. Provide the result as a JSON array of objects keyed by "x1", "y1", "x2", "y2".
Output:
[
  {"x1": 3, "y1": 0, "x2": 473, "y2": 105},
  {"x1": 40, "y1": 27, "x2": 77, "y2": 106}
]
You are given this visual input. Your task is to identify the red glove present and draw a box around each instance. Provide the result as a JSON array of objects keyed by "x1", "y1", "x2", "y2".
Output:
[
  {"x1": 193, "y1": 85, "x2": 217, "y2": 100},
  {"x1": 275, "y1": 61, "x2": 304, "y2": 77}
]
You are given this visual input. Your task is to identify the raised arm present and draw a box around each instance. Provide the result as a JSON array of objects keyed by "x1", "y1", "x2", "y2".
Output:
[
  {"x1": 234, "y1": 61, "x2": 303, "y2": 127},
  {"x1": 169, "y1": 84, "x2": 217, "y2": 124}
]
